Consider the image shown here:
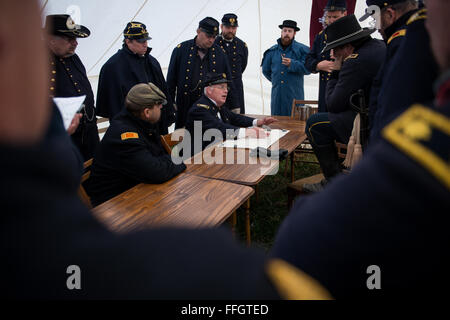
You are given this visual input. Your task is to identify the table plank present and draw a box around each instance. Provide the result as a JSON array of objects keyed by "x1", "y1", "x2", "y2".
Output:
[
  {"x1": 185, "y1": 146, "x2": 279, "y2": 186},
  {"x1": 92, "y1": 174, "x2": 254, "y2": 233}
]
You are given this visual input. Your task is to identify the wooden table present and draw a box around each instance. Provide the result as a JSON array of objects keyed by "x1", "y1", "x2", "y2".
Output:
[
  {"x1": 92, "y1": 173, "x2": 254, "y2": 234},
  {"x1": 184, "y1": 118, "x2": 306, "y2": 244}
]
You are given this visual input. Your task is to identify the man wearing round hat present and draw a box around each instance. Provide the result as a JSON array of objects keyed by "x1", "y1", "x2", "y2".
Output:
[
  {"x1": 261, "y1": 20, "x2": 311, "y2": 116},
  {"x1": 214, "y1": 13, "x2": 249, "y2": 114},
  {"x1": 303, "y1": 14, "x2": 385, "y2": 192},
  {"x1": 362, "y1": 1, "x2": 439, "y2": 142},
  {"x1": 96, "y1": 22, "x2": 175, "y2": 135},
  {"x1": 87, "y1": 83, "x2": 186, "y2": 206},
  {"x1": 306, "y1": 0, "x2": 347, "y2": 113},
  {"x1": 167, "y1": 17, "x2": 237, "y2": 129},
  {"x1": 45, "y1": 14, "x2": 99, "y2": 161},
  {"x1": 185, "y1": 72, "x2": 276, "y2": 155}
]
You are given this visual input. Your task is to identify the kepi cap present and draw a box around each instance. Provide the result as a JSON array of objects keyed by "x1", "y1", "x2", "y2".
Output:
[
  {"x1": 222, "y1": 13, "x2": 239, "y2": 27},
  {"x1": 123, "y1": 21, "x2": 152, "y2": 41},
  {"x1": 199, "y1": 17, "x2": 220, "y2": 36}
]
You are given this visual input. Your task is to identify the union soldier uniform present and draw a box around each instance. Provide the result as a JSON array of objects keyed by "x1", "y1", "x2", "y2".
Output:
[
  {"x1": 46, "y1": 14, "x2": 99, "y2": 161},
  {"x1": 96, "y1": 22, "x2": 175, "y2": 135},
  {"x1": 215, "y1": 14, "x2": 249, "y2": 114},
  {"x1": 167, "y1": 17, "x2": 237, "y2": 129},
  {"x1": 305, "y1": 14, "x2": 385, "y2": 183},
  {"x1": 185, "y1": 73, "x2": 255, "y2": 156},
  {"x1": 88, "y1": 83, "x2": 186, "y2": 206},
  {"x1": 369, "y1": 8, "x2": 439, "y2": 142},
  {"x1": 306, "y1": 0, "x2": 347, "y2": 113},
  {"x1": 305, "y1": 30, "x2": 332, "y2": 113}
]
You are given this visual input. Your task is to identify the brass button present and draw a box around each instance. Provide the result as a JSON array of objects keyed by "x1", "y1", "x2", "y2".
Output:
[
  {"x1": 281, "y1": 80, "x2": 284, "y2": 84},
  {"x1": 50, "y1": 87, "x2": 54, "y2": 90},
  {"x1": 52, "y1": 70, "x2": 56, "y2": 74},
  {"x1": 281, "y1": 71, "x2": 284, "y2": 74},
  {"x1": 213, "y1": 69, "x2": 216, "y2": 72},
  {"x1": 51, "y1": 78, "x2": 55, "y2": 82}
]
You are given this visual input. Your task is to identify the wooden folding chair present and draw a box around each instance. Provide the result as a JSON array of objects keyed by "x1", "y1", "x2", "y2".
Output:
[
  {"x1": 78, "y1": 158, "x2": 93, "y2": 208},
  {"x1": 160, "y1": 129, "x2": 185, "y2": 155},
  {"x1": 284, "y1": 99, "x2": 320, "y2": 177}
]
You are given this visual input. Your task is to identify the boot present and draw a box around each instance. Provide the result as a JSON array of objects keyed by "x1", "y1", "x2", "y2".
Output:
[{"x1": 302, "y1": 143, "x2": 341, "y2": 193}]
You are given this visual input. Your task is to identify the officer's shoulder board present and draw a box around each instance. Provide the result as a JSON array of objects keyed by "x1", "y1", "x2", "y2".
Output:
[
  {"x1": 407, "y1": 8, "x2": 427, "y2": 25},
  {"x1": 382, "y1": 104, "x2": 450, "y2": 190},
  {"x1": 387, "y1": 29, "x2": 406, "y2": 45},
  {"x1": 344, "y1": 53, "x2": 358, "y2": 62},
  {"x1": 196, "y1": 103, "x2": 210, "y2": 110},
  {"x1": 121, "y1": 132, "x2": 139, "y2": 140},
  {"x1": 266, "y1": 259, "x2": 333, "y2": 300}
]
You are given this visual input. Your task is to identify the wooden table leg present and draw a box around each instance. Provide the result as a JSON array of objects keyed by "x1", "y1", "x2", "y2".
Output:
[
  {"x1": 231, "y1": 211, "x2": 237, "y2": 234},
  {"x1": 245, "y1": 199, "x2": 251, "y2": 246},
  {"x1": 290, "y1": 152, "x2": 295, "y2": 182}
]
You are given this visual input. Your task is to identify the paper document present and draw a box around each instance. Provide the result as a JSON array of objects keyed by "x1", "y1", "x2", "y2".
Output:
[
  {"x1": 220, "y1": 129, "x2": 289, "y2": 149},
  {"x1": 53, "y1": 95, "x2": 86, "y2": 130}
]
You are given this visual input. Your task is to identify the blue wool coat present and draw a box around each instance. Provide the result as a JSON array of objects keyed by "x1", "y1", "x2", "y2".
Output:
[{"x1": 261, "y1": 39, "x2": 310, "y2": 116}]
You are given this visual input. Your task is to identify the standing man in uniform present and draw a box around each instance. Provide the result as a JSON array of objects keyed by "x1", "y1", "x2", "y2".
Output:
[
  {"x1": 261, "y1": 20, "x2": 311, "y2": 116},
  {"x1": 305, "y1": 0, "x2": 347, "y2": 113},
  {"x1": 167, "y1": 17, "x2": 237, "y2": 129},
  {"x1": 360, "y1": 0, "x2": 439, "y2": 142},
  {"x1": 303, "y1": 15, "x2": 385, "y2": 192},
  {"x1": 96, "y1": 22, "x2": 175, "y2": 135},
  {"x1": 45, "y1": 14, "x2": 99, "y2": 161},
  {"x1": 215, "y1": 13, "x2": 248, "y2": 114}
]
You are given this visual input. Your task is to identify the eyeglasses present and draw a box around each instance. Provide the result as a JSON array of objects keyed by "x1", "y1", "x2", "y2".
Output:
[{"x1": 211, "y1": 84, "x2": 229, "y2": 91}]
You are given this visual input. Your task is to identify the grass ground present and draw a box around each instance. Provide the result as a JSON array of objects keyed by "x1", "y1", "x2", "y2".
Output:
[{"x1": 233, "y1": 153, "x2": 321, "y2": 251}]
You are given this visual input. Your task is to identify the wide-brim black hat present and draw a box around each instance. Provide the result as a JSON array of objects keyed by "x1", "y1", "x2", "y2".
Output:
[
  {"x1": 278, "y1": 20, "x2": 300, "y2": 31},
  {"x1": 322, "y1": 14, "x2": 375, "y2": 52},
  {"x1": 45, "y1": 14, "x2": 90, "y2": 38}
]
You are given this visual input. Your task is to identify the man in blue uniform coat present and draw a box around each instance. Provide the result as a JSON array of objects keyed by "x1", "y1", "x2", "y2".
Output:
[
  {"x1": 96, "y1": 22, "x2": 175, "y2": 135},
  {"x1": 303, "y1": 14, "x2": 385, "y2": 192},
  {"x1": 88, "y1": 83, "x2": 186, "y2": 206},
  {"x1": 45, "y1": 14, "x2": 99, "y2": 161},
  {"x1": 214, "y1": 13, "x2": 248, "y2": 114},
  {"x1": 167, "y1": 17, "x2": 237, "y2": 129},
  {"x1": 262, "y1": 20, "x2": 311, "y2": 116},
  {"x1": 364, "y1": 1, "x2": 439, "y2": 142},
  {"x1": 305, "y1": 0, "x2": 347, "y2": 113},
  {"x1": 185, "y1": 73, "x2": 276, "y2": 156}
]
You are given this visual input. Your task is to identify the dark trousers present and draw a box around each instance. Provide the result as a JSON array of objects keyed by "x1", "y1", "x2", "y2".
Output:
[{"x1": 305, "y1": 112, "x2": 342, "y2": 180}]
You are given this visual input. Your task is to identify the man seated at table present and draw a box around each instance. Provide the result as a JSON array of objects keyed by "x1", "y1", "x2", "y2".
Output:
[
  {"x1": 88, "y1": 83, "x2": 186, "y2": 206},
  {"x1": 185, "y1": 72, "x2": 277, "y2": 156}
]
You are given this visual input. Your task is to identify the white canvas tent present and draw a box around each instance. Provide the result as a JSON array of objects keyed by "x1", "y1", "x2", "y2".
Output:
[{"x1": 40, "y1": 0, "x2": 377, "y2": 116}]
